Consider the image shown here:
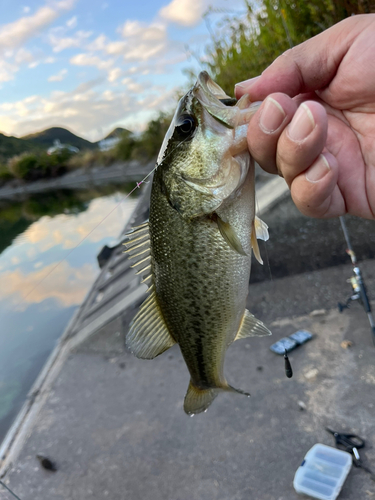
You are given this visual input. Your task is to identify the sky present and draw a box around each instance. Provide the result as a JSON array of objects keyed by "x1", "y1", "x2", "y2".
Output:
[{"x1": 0, "y1": 0, "x2": 246, "y2": 142}]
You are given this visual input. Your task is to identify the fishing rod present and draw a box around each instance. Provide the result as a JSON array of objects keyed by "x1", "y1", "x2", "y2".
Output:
[{"x1": 338, "y1": 216, "x2": 375, "y2": 346}]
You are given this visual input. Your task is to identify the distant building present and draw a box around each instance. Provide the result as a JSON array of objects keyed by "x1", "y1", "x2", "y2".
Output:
[
  {"x1": 98, "y1": 137, "x2": 121, "y2": 151},
  {"x1": 47, "y1": 139, "x2": 79, "y2": 155}
]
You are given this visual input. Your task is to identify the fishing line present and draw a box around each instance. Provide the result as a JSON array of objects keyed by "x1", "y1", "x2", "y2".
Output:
[
  {"x1": 17, "y1": 136, "x2": 191, "y2": 307},
  {"x1": 0, "y1": 480, "x2": 22, "y2": 500},
  {"x1": 262, "y1": 234, "x2": 273, "y2": 282}
]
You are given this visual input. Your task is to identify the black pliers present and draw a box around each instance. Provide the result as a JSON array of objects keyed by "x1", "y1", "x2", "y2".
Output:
[{"x1": 326, "y1": 428, "x2": 375, "y2": 481}]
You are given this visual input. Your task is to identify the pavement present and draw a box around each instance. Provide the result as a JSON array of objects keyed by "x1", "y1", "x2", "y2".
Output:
[{"x1": 1, "y1": 258, "x2": 375, "y2": 500}]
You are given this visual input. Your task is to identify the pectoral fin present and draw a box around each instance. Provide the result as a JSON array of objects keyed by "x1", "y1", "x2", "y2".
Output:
[
  {"x1": 216, "y1": 215, "x2": 247, "y2": 256},
  {"x1": 126, "y1": 290, "x2": 176, "y2": 359},
  {"x1": 235, "y1": 309, "x2": 272, "y2": 340}
]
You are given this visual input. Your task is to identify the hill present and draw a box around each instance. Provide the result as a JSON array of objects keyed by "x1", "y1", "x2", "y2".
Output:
[
  {"x1": 0, "y1": 133, "x2": 42, "y2": 162},
  {"x1": 104, "y1": 127, "x2": 131, "y2": 140},
  {"x1": 22, "y1": 127, "x2": 96, "y2": 151}
]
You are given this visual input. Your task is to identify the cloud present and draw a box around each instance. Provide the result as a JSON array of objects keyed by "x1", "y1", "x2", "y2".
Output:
[
  {"x1": 14, "y1": 48, "x2": 34, "y2": 64},
  {"x1": 121, "y1": 20, "x2": 165, "y2": 41},
  {"x1": 87, "y1": 34, "x2": 107, "y2": 51},
  {"x1": 70, "y1": 53, "x2": 113, "y2": 70},
  {"x1": 28, "y1": 56, "x2": 55, "y2": 69},
  {"x1": 108, "y1": 67, "x2": 121, "y2": 82},
  {"x1": 118, "y1": 20, "x2": 167, "y2": 61},
  {"x1": 0, "y1": 60, "x2": 19, "y2": 83},
  {"x1": 48, "y1": 68, "x2": 67, "y2": 82},
  {"x1": 0, "y1": 77, "x2": 176, "y2": 141},
  {"x1": 159, "y1": 0, "x2": 206, "y2": 26},
  {"x1": 121, "y1": 77, "x2": 145, "y2": 93},
  {"x1": 66, "y1": 15, "x2": 77, "y2": 28},
  {"x1": 105, "y1": 41, "x2": 126, "y2": 55},
  {"x1": 86, "y1": 21, "x2": 169, "y2": 64},
  {"x1": 0, "y1": 0, "x2": 75, "y2": 82},
  {"x1": 49, "y1": 30, "x2": 92, "y2": 52},
  {"x1": 0, "y1": 0, "x2": 76, "y2": 54}
]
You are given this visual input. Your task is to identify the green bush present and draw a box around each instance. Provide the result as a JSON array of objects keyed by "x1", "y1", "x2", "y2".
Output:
[
  {"x1": 115, "y1": 132, "x2": 137, "y2": 161},
  {"x1": 0, "y1": 163, "x2": 14, "y2": 183},
  {"x1": 8, "y1": 153, "x2": 39, "y2": 180},
  {"x1": 201, "y1": 0, "x2": 371, "y2": 95},
  {"x1": 7, "y1": 149, "x2": 74, "y2": 181}
]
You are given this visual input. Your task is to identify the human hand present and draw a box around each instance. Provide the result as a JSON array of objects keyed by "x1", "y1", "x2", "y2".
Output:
[{"x1": 235, "y1": 14, "x2": 375, "y2": 220}]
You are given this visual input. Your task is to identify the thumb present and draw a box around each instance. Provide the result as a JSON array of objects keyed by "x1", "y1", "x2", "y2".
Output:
[{"x1": 235, "y1": 15, "x2": 365, "y2": 101}]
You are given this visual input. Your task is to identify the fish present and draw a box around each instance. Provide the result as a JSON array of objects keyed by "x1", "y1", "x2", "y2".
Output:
[{"x1": 124, "y1": 71, "x2": 271, "y2": 415}]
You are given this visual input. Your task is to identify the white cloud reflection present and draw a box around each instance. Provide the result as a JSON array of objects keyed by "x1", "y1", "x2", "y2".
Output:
[
  {"x1": 0, "y1": 261, "x2": 96, "y2": 308},
  {"x1": 19, "y1": 195, "x2": 137, "y2": 251},
  {"x1": 0, "y1": 194, "x2": 138, "y2": 310}
]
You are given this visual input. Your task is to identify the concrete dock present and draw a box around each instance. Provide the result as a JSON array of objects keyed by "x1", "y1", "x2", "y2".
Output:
[
  {"x1": 1, "y1": 176, "x2": 375, "y2": 500},
  {"x1": 1, "y1": 261, "x2": 375, "y2": 499}
]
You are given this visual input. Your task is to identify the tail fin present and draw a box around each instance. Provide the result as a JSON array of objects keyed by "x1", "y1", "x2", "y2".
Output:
[{"x1": 183, "y1": 381, "x2": 250, "y2": 415}]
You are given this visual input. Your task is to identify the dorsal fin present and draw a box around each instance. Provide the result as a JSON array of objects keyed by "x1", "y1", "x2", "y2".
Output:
[
  {"x1": 123, "y1": 221, "x2": 151, "y2": 282},
  {"x1": 234, "y1": 309, "x2": 272, "y2": 341},
  {"x1": 126, "y1": 290, "x2": 176, "y2": 359}
]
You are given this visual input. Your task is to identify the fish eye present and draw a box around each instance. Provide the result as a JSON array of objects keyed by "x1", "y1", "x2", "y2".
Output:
[{"x1": 175, "y1": 114, "x2": 196, "y2": 140}]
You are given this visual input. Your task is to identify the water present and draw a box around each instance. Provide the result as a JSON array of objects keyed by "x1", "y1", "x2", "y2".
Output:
[{"x1": 0, "y1": 186, "x2": 138, "y2": 442}]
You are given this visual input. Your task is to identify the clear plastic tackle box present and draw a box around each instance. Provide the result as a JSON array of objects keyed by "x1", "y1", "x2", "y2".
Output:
[{"x1": 293, "y1": 443, "x2": 352, "y2": 500}]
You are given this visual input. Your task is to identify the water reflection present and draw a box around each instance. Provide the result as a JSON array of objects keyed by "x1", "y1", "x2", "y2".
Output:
[{"x1": 0, "y1": 186, "x2": 137, "y2": 441}]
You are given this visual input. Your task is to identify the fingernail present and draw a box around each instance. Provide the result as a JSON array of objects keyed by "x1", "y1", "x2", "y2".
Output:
[
  {"x1": 235, "y1": 76, "x2": 260, "y2": 91},
  {"x1": 259, "y1": 97, "x2": 285, "y2": 133},
  {"x1": 288, "y1": 103, "x2": 315, "y2": 141},
  {"x1": 305, "y1": 154, "x2": 330, "y2": 182}
]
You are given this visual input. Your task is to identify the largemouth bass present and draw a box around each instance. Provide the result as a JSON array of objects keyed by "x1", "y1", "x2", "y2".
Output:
[{"x1": 125, "y1": 71, "x2": 271, "y2": 415}]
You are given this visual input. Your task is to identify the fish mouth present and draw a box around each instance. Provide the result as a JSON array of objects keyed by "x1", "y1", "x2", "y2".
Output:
[
  {"x1": 194, "y1": 72, "x2": 240, "y2": 129},
  {"x1": 219, "y1": 98, "x2": 237, "y2": 106}
]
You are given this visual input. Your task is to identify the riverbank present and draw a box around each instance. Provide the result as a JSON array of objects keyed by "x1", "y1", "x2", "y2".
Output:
[{"x1": 0, "y1": 160, "x2": 154, "y2": 200}]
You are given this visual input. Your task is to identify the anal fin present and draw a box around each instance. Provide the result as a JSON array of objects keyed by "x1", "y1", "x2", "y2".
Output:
[
  {"x1": 126, "y1": 290, "x2": 176, "y2": 359},
  {"x1": 235, "y1": 309, "x2": 272, "y2": 340}
]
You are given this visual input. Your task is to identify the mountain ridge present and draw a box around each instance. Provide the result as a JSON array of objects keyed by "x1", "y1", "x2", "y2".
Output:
[
  {"x1": 22, "y1": 127, "x2": 96, "y2": 151},
  {"x1": 0, "y1": 126, "x2": 132, "y2": 160}
]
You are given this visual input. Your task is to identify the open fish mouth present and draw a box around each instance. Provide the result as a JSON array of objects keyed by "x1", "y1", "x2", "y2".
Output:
[{"x1": 218, "y1": 98, "x2": 238, "y2": 106}]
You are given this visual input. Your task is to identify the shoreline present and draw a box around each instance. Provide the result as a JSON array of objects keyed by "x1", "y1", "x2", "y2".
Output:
[{"x1": 0, "y1": 160, "x2": 155, "y2": 200}]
